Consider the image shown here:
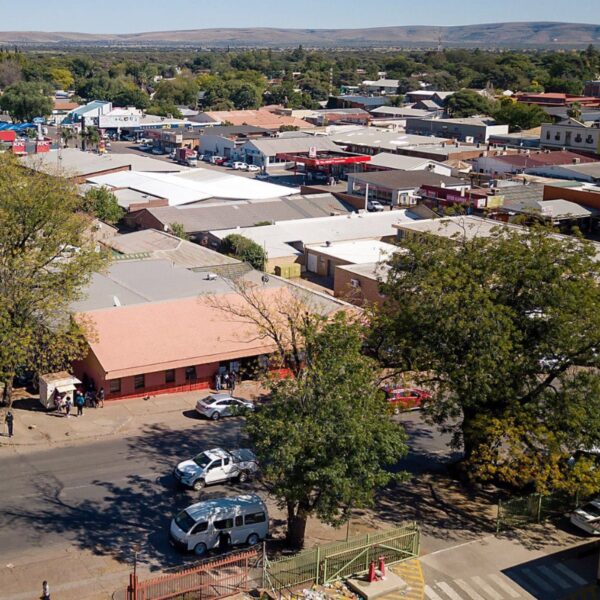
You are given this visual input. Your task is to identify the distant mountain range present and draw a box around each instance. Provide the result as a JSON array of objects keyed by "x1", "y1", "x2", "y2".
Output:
[{"x1": 0, "y1": 22, "x2": 599, "y2": 48}]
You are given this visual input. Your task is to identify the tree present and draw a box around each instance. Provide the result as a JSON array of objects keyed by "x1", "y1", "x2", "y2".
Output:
[
  {"x1": 492, "y1": 98, "x2": 548, "y2": 131},
  {"x1": 567, "y1": 102, "x2": 583, "y2": 121},
  {"x1": 0, "y1": 154, "x2": 108, "y2": 405},
  {"x1": 229, "y1": 82, "x2": 261, "y2": 109},
  {"x1": 444, "y1": 89, "x2": 494, "y2": 117},
  {"x1": 154, "y1": 76, "x2": 199, "y2": 106},
  {"x1": 81, "y1": 187, "x2": 124, "y2": 224},
  {"x1": 61, "y1": 128, "x2": 77, "y2": 148},
  {"x1": 111, "y1": 84, "x2": 150, "y2": 110},
  {"x1": 0, "y1": 81, "x2": 53, "y2": 122},
  {"x1": 370, "y1": 223, "x2": 600, "y2": 492},
  {"x1": 220, "y1": 234, "x2": 267, "y2": 271},
  {"x1": 49, "y1": 67, "x2": 74, "y2": 90},
  {"x1": 81, "y1": 126, "x2": 100, "y2": 151},
  {"x1": 169, "y1": 222, "x2": 188, "y2": 240},
  {"x1": 244, "y1": 312, "x2": 408, "y2": 548},
  {"x1": 0, "y1": 60, "x2": 22, "y2": 88},
  {"x1": 146, "y1": 102, "x2": 182, "y2": 118}
]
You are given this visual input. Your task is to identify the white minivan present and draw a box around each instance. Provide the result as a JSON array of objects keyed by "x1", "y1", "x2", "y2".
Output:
[{"x1": 170, "y1": 494, "x2": 268, "y2": 556}]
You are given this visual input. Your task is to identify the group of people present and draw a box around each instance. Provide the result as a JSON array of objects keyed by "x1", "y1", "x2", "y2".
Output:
[
  {"x1": 214, "y1": 370, "x2": 238, "y2": 392},
  {"x1": 53, "y1": 387, "x2": 104, "y2": 417}
]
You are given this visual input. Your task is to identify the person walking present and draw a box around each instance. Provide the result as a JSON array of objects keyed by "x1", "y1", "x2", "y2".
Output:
[
  {"x1": 96, "y1": 387, "x2": 105, "y2": 408},
  {"x1": 5, "y1": 410, "x2": 14, "y2": 438},
  {"x1": 214, "y1": 372, "x2": 221, "y2": 392},
  {"x1": 230, "y1": 371, "x2": 236, "y2": 392},
  {"x1": 64, "y1": 395, "x2": 72, "y2": 418},
  {"x1": 42, "y1": 580, "x2": 50, "y2": 600},
  {"x1": 222, "y1": 372, "x2": 230, "y2": 390}
]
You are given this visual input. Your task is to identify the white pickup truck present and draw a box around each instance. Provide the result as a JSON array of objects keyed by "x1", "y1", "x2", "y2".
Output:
[{"x1": 174, "y1": 448, "x2": 259, "y2": 491}]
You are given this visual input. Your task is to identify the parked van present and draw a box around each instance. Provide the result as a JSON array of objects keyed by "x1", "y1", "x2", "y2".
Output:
[{"x1": 169, "y1": 494, "x2": 268, "y2": 556}]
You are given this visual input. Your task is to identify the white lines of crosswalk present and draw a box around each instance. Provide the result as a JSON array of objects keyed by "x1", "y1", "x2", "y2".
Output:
[{"x1": 425, "y1": 562, "x2": 589, "y2": 599}]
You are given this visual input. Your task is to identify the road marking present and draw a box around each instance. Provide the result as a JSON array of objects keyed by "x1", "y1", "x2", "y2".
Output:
[
  {"x1": 472, "y1": 575, "x2": 504, "y2": 600},
  {"x1": 538, "y1": 565, "x2": 571, "y2": 589},
  {"x1": 488, "y1": 574, "x2": 521, "y2": 598},
  {"x1": 437, "y1": 581, "x2": 464, "y2": 600},
  {"x1": 454, "y1": 578, "x2": 485, "y2": 600},
  {"x1": 555, "y1": 563, "x2": 587, "y2": 585},
  {"x1": 522, "y1": 567, "x2": 554, "y2": 592},
  {"x1": 424, "y1": 585, "x2": 444, "y2": 600}
]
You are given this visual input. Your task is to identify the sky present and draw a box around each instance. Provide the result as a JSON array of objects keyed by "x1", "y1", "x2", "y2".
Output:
[{"x1": 0, "y1": 0, "x2": 598, "y2": 33}]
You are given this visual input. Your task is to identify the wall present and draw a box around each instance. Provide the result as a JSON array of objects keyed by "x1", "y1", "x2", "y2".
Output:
[
  {"x1": 305, "y1": 247, "x2": 351, "y2": 278},
  {"x1": 197, "y1": 135, "x2": 237, "y2": 158},
  {"x1": 334, "y1": 267, "x2": 383, "y2": 307},
  {"x1": 541, "y1": 123, "x2": 600, "y2": 155},
  {"x1": 544, "y1": 185, "x2": 600, "y2": 211}
]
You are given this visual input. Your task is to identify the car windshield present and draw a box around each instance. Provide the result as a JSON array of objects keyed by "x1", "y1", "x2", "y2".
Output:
[
  {"x1": 580, "y1": 503, "x2": 600, "y2": 519},
  {"x1": 193, "y1": 453, "x2": 211, "y2": 468},
  {"x1": 174, "y1": 510, "x2": 197, "y2": 534}
]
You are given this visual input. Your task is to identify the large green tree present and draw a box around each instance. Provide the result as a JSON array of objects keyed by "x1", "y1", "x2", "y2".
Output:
[
  {"x1": 220, "y1": 234, "x2": 267, "y2": 271},
  {"x1": 0, "y1": 81, "x2": 53, "y2": 122},
  {"x1": 81, "y1": 187, "x2": 124, "y2": 224},
  {"x1": 371, "y1": 224, "x2": 600, "y2": 492},
  {"x1": 493, "y1": 98, "x2": 548, "y2": 131},
  {"x1": 0, "y1": 155, "x2": 108, "y2": 404},
  {"x1": 444, "y1": 89, "x2": 494, "y2": 118},
  {"x1": 245, "y1": 312, "x2": 408, "y2": 548}
]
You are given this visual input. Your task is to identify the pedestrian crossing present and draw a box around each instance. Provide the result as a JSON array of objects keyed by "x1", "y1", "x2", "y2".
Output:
[{"x1": 424, "y1": 562, "x2": 589, "y2": 599}]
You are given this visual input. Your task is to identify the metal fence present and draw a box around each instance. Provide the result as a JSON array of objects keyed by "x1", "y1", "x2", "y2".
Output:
[
  {"x1": 264, "y1": 522, "x2": 420, "y2": 594},
  {"x1": 496, "y1": 492, "x2": 585, "y2": 532}
]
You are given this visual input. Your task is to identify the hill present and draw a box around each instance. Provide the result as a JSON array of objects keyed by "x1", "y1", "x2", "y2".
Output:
[{"x1": 0, "y1": 22, "x2": 599, "y2": 48}]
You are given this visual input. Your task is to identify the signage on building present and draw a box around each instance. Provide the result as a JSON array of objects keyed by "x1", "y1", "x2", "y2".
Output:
[
  {"x1": 98, "y1": 113, "x2": 141, "y2": 129},
  {"x1": 35, "y1": 140, "x2": 51, "y2": 153},
  {"x1": 308, "y1": 146, "x2": 317, "y2": 158},
  {"x1": 11, "y1": 139, "x2": 26, "y2": 154}
]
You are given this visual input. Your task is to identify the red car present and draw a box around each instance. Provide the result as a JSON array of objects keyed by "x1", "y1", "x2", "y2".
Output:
[{"x1": 383, "y1": 387, "x2": 431, "y2": 414}]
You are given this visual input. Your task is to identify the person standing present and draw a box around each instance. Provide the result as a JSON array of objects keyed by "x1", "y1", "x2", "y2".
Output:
[
  {"x1": 97, "y1": 387, "x2": 105, "y2": 408},
  {"x1": 42, "y1": 580, "x2": 50, "y2": 600},
  {"x1": 230, "y1": 371, "x2": 236, "y2": 392},
  {"x1": 215, "y1": 372, "x2": 221, "y2": 392},
  {"x1": 5, "y1": 410, "x2": 14, "y2": 438},
  {"x1": 75, "y1": 392, "x2": 84, "y2": 417},
  {"x1": 222, "y1": 372, "x2": 230, "y2": 390}
]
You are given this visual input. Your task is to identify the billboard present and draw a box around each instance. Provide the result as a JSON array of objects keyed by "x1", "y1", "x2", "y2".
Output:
[{"x1": 98, "y1": 113, "x2": 141, "y2": 129}]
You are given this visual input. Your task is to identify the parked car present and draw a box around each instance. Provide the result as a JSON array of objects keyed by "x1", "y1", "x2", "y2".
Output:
[
  {"x1": 246, "y1": 164, "x2": 260, "y2": 172},
  {"x1": 232, "y1": 161, "x2": 248, "y2": 170},
  {"x1": 210, "y1": 156, "x2": 226, "y2": 165},
  {"x1": 255, "y1": 173, "x2": 269, "y2": 181},
  {"x1": 195, "y1": 393, "x2": 255, "y2": 420},
  {"x1": 222, "y1": 160, "x2": 234, "y2": 168},
  {"x1": 152, "y1": 147, "x2": 166, "y2": 155},
  {"x1": 311, "y1": 171, "x2": 329, "y2": 183},
  {"x1": 382, "y1": 386, "x2": 431, "y2": 413},
  {"x1": 170, "y1": 494, "x2": 269, "y2": 555},
  {"x1": 139, "y1": 144, "x2": 153, "y2": 152},
  {"x1": 570, "y1": 498, "x2": 600, "y2": 534},
  {"x1": 138, "y1": 137, "x2": 152, "y2": 144},
  {"x1": 367, "y1": 200, "x2": 385, "y2": 212},
  {"x1": 174, "y1": 448, "x2": 259, "y2": 491}
]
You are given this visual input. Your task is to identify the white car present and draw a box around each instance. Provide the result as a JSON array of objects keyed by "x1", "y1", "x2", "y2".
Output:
[
  {"x1": 570, "y1": 498, "x2": 600, "y2": 534},
  {"x1": 245, "y1": 164, "x2": 260, "y2": 172},
  {"x1": 367, "y1": 200, "x2": 385, "y2": 212},
  {"x1": 195, "y1": 393, "x2": 254, "y2": 420},
  {"x1": 255, "y1": 173, "x2": 269, "y2": 181},
  {"x1": 232, "y1": 161, "x2": 248, "y2": 170},
  {"x1": 174, "y1": 448, "x2": 259, "y2": 491}
]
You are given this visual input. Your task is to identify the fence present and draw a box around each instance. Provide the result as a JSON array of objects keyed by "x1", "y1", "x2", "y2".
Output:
[
  {"x1": 496, "y1": 492, "x2": 585, "y2": 532},
  {"x1": 264, "y1": 522, "x2": 420, "y2": 594},
  {"x1": 126, "y1": 549, "x2": 259, "y2": 600}
]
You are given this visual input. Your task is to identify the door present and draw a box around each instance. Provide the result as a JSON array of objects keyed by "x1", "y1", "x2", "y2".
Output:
[
  {"x1": 307, "y1": 253, "x2": 318, "y2": 273},
  {"x1": 205, "y1": 459, "x2": 225, "y2": 484}
]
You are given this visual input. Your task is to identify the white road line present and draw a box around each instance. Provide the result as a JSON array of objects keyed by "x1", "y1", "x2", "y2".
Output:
[
  {"x1": 454, "y1": 578, "x2": 485, "y2": 600},
  {"x1": 424, "y1": 584, "x2": 444, "y2": 600},
  {"x1": 537, "y1": 565, "x2": 571, "y2": 589},
  {"x1": 437, "y1": 581, "x2": 464, "y2": 600},
  {"x1": 489, "y1": 574, "x2": 521, "y2": 599},
  {"x1": 555, "y1": 563, "x2": 588, "y2": 585},
  {"x1": 472, "y1": 575, "x2": 504, "y2": 600},
  {"x1": 522, "y1": 567, "x2": 554, "y2": 592}
]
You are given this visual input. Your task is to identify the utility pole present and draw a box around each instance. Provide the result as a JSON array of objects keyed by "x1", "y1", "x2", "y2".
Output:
[{"x1": 437, "y1": 29, "x2": 443, "y2": 53}]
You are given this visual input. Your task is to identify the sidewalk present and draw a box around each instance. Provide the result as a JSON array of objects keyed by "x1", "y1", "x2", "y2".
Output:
[{"x1": 0, "y1": 382, "x2": 266, "y2": 452}]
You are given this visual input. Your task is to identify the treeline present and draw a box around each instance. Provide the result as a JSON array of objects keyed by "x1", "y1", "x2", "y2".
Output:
[{"x1": 0, "y1": 45, "x2": 599, "y2": 117}]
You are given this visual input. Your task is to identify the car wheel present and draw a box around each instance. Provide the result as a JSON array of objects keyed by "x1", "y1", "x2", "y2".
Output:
[
  {"x1": 247, "y1": 533, "x2": 260, "y2": 546},
  {"x1": 211, "y1": 411, "x2": 221, "y2": 421},
  {"x1": 194, "y1": 542, "x2": 207, "y2": 556},
  {"x1": 238, "y1": 471, "x2": 249, "y2": 484},
  {"x1": 193, "y1": 479, "x2": 205, "y2": 491}
]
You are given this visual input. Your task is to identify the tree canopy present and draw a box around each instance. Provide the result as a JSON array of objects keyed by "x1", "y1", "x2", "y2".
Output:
[
  {"x1": 81, "y1": 187, "x2": 124, "y2": 224},
  {"x1": 370, "y1": 223, "x2": 600, "y2": 494},
  {"x1": 246, "y1": 311, "x2": 408, "y2": 547},
  {"x1": 220, "y1": 234, "x2": 267, "y2": 271},
  {"x1": 0, "y1": 155, "x2": 108, "y2": 404},
  {"x1": 444, "y1": 89, "x2": 493, "y2": 117},
  {"x1": 0, "y1": 81, "x2": 53, "y2": 122},
  {"x1": 493, "y1": 98, "x2": 549, "y2": 131}
]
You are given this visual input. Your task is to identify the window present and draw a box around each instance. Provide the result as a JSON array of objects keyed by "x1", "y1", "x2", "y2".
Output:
[
  {"x1": 546, "y1": 131, "x2": 551, "y2": 140},
  {"x1": 191, "y1": 521, "x2": 208, "y2": 534},
  {"x1": 245, "y1": 512, "x2": 266, "y2": 525},
  {"x1": 109, "y1": 379, "x2": 121, "y2": 394},
  {"x1": 165, "y1": 369, "x2": 175, "y2": 383},
  {"x1": 185, "y1": 366, "x2": 197, "y2": 381},
  {"x1": 555, "y1": 132, "x2": 561, "y2": 141},
  {"x1": 235, "y1": 516, "x2": 243, "y2": 527},
  {"x1": 134, "y1": 374, "x2": 145, "y2": 390},
  {"x1": 208, "y1": 460, "x2": 223, "y2": 471},
  {"x1": 214, "y1": 518, "x2": 234, "y2": 530}
]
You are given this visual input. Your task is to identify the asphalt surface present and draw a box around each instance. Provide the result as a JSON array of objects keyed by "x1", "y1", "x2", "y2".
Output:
[{"x1": 0, "y1": 411, "x2": 457, "y2": 570}]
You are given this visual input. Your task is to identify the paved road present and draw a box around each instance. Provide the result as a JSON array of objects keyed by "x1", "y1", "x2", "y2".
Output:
[{"x1": 0, "y1": 416, "x2": 247, "y2": 569}]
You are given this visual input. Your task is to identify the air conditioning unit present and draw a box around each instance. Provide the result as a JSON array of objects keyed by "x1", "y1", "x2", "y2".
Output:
[{"x1": 350, "y1": 278, "x2": 361, "y2": 288}]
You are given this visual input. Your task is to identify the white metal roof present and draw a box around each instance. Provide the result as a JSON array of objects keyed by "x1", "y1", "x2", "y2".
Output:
[{"x1": 306, "y1": 240, "x2": 398, "y2": 264}]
